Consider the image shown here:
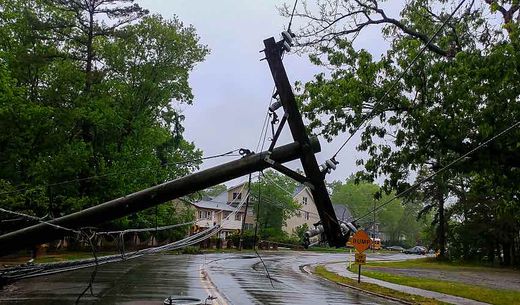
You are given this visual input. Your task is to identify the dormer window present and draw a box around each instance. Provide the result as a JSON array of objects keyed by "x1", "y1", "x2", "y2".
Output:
[{"x1": 232, "y1": 192, "x2": 242, "y2": 200}]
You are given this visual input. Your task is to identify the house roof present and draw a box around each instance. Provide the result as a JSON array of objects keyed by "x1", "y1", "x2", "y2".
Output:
[
  {"x1": 193, "y1": 183, "x2": 313, "y2": 212},
  {"x1": 212, "y1": 190, "x2": 228, "y2": 203},
  {"x1": 292, "y1": 184, "x2": 306, "y2": 197},
  {"x1": 333, "y1": 203, "x2": 353, "y2": 222},
  {"x1": 191, "y1": 197, "x2": 236, "y2": 212},
  {"x1": 227, "y1": 181, "x2": 247, "y2": 192}
]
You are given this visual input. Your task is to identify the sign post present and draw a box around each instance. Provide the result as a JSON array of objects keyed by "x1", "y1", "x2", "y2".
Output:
[{"x1": 351, "y1": 230, "x2": 371, "y2": 283}]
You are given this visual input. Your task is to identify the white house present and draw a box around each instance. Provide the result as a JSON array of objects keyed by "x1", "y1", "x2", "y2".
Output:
[
  {"x1": 190, "y1": 183, "x2": 323, "y2": 239},
  {"x1": 283, "y1": 185, "x2": 321, "y2": 234},
  {"x1": 191, "y1": 190, "x2": 244, "y2": 240}
]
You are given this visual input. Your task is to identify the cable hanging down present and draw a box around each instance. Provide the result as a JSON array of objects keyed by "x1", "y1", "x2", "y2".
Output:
[{"x1": 0, "y1": 175, "x2": 255, "y2": 283}]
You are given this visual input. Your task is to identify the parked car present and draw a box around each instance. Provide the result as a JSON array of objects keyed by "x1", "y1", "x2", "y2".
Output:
[
  {"x1": 386, "y1": 246, "x2": 405, "y2": 252},
  {"x1": 404, "y1": 246, "x2": 427, "y2": 255}
]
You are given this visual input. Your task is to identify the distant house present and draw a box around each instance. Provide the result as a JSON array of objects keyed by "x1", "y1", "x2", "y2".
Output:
[
  {"x1": 332, "y1": 203, "x2": 353, "y2": 223},
  {"x1": 190, "y1": 183, "x2": 321, "y2": 239},
  {"x1": 190, "y1": 182, "x2": 254, "y2": 240},
  {"x1": 333, "y1": 203, "x2": 385, "y2": 240},
  {"x1": 284, "y1": 185, "x2": 320, "y2": 234},
  {"x1": 226, "y1": 183, "x2": 255, "y2": 231},
  {"x1": 191, "y1": 192, "x2": 244, "y2": 240}
]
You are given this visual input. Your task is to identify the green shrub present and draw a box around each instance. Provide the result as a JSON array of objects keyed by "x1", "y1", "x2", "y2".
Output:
[{"x1": 181, "y1": 246, "x2": 201, "y2": 254}]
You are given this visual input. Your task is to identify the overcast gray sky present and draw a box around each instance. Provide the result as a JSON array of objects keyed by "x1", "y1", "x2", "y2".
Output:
[{"x1": 137, "y1": 0, "x2": 393, "y2": 186}]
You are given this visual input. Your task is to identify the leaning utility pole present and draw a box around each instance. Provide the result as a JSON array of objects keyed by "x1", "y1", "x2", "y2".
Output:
[{"x1": 261, "y1": 36, "x2": 346, "y2": 247}]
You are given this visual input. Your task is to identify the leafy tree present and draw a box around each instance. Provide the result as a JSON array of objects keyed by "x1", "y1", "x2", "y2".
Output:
[
  {"x1": 250, "y1": 170, "x2": 299, "y2": 239},
  {"x1": 294, "y1": 223, "x2": 309, "y2": 243},
  {"x1": 47, "y1": 0, "x2": 149, "y2": 91},
  {"x1": 330, "y1": 178, "x2": 428, "y2": 246},
  {"x1": 202, "y1": 184, "x2": 228, "y2": 198},
  {"x1": 285, "y1": 0, "x2": 520, "y2": 263},
  {"x1": 0, "y1": 1, "x2": 209, "y2": 235}
]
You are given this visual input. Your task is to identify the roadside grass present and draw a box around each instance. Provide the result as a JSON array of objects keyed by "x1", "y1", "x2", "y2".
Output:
[
  {"x1": 305, "y1": 247, "x2": 350, "y2": 253},
  {"x1": 307, "y1": 247, "x2": 395, "y2": 254},
  {"x1": 314, "y1": 265, "x2": 448, "y2": 305},
  {"x1": 368, "y1": 257, "x2": 519, "y2": 272},
  {"x1": 353, "y1": 266, "x2": 520, "y2": 305}
]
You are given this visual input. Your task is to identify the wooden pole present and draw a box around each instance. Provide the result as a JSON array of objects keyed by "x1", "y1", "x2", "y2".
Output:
[
  {"x1": 263, "y1": 37, "x2": 345, "y2": 247},
  {"x1": 0, "y1": 139, "x2": 320, "y2": 255},
  {"x1": 239, "y1": 174, "x2": 252, "y2": 250}
]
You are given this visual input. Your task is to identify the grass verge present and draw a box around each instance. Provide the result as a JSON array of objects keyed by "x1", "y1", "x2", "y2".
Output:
[
  {"x1": 307, "y1": 247, "x2": 396, "y2": 254},
  {"x1": 355, "y1": 267, "x2": 520, "y2": 305},
  {"x1": 314, "y1": 265, "x2": 447, "y2": 305},
  {"x1": 366, "y1": 257, "x2": 515, "y2": 271},
  {"x1": 305, "y1": 247, "x2": 350, "y2": 253}
]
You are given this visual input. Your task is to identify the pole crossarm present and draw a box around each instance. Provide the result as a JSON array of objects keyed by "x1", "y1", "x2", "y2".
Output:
[
  {"x1": 0, "y1": 139, "x2": 320, "y2": 255},
  {"x1": 263, "y1": 37, "x2": 346, "y2": 247}
]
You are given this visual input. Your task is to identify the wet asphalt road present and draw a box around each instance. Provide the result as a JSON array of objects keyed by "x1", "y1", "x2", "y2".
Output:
[{"x1": 0, "y1": 251, "x2": 409, "y2": 305}]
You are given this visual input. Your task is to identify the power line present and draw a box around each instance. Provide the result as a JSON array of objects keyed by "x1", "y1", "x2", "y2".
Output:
[
  {"x1": 259, "y1": 173, "x2": 320, "y2": 219},
  {"x1": 287, "y1": 0, "x2": 299, "y2": 32},
  {"x1": 353, "y1": 120, "x2": 520, "y2": 223},
  {"x1": 0, "y1": 175, "x2": 255, "y2": 282},
  {"x1": 75, "y1": 231, "x2": 98, "y2": 305},
  {"x1": 0, "y1": 149, "x2": 242, "y2": 197},
  {"x1": 332, "y1": 0, "x2": 467, "y2": 159},
  {"x1": 95, "y1": 220, "x2": 198, "y2": 235},
  {"x1": 256, "y1": 87, "x2": 277, "y2": 152},
  {"x1": 0, "y1": 208, "x2": 80, "y2": 235}
]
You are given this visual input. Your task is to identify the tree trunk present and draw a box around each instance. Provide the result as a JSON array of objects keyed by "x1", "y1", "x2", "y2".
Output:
[
  {"x1": 487, "y1": 244, "x2": 495, "y2": 264},
  {"x1": 438, "y1": 195, "x2": 446, "y2": 259},
  {"x1": 85, "y1": 7, "x2": 94, "y2": 92},
  {"x1": 503, "y1": 242, "x2": 512, "y2": 266}
]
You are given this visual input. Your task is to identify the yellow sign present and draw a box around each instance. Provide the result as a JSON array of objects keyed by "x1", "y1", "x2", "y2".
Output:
[
  {"x1": 351, "y1": 230, "x2": 372, "y2": 253},
  {"x1": 355, "y1": 252, "x2": 366, "y2": 265}
]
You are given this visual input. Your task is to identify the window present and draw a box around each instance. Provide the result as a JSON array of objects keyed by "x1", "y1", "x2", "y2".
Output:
[
  {"x1": 199, "y1": 210, "x2": 212, "y2": 219},
  {"x1": 302, "y1": 197, "x2": 308, "y2": 205},
  {"x1": 296, "y1": 211, "x2": 301, "y2": 218},
  {"x1": 233, "y1": 192, "x2": 242, "y2": 200},
  {"x1": 235, "y1": 213, "x2": 242, "y2": 221},
  {"x1": 304, "y1": 211, "x2": 310, "y2": 220}
]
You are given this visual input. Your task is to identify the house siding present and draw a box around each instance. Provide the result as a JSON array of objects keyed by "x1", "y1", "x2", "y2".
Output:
[{"x1": 283, "y1": 187, "x2": 320, "y2": 235}]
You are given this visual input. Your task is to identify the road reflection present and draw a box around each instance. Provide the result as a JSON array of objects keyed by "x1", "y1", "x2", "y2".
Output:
[{"x1": 1, "y1": 252, "x2": 401, "y2": 305}]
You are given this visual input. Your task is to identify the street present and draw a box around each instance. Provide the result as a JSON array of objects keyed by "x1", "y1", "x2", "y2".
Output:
[{"x1": 0, "y1": 251, "x2": 411, "y2": 305}]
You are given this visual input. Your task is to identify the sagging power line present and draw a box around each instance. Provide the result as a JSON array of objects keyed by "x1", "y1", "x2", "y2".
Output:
[
  {"x1": 1, "y1": 176, "x2": 255, "y2": 284},
  {"x1": 353, "y1": 119, "x2": 520, "y2": 223}
]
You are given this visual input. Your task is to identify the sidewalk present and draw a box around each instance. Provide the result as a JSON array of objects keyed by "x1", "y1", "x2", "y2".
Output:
[{"x1": 324, "y1": 262, "x2": 490, "y2": 305}]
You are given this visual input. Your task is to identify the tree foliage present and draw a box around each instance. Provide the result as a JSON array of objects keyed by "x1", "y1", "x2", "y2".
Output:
[
  {"x1": 250, "y1": 170, "x2": 300, "y2": 239},
  {"x1": 286, "y1": 0, "x2": 520, "y2": 264},
  {"x1": 330, "y1": 178, "x2": 429, "y2": 247},
  {"x1": 201, "y1": 184, "x2": 228, "y2": 198},
  {"x1": 0, "y1": 0, "x2": 208, "y2": 235}
]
